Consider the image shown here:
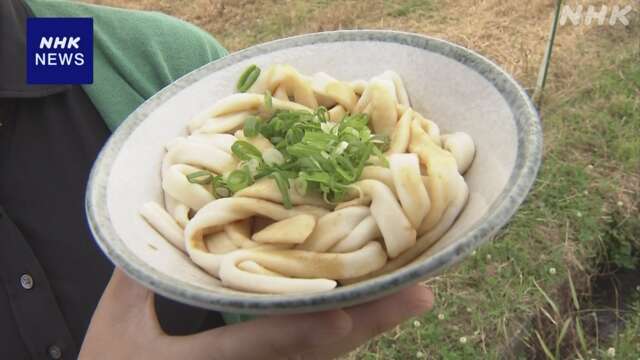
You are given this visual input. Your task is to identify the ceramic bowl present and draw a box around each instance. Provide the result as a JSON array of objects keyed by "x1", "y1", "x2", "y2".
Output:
[{"x1": 86, "y1": 30, "x2": 542, "y2": 314}]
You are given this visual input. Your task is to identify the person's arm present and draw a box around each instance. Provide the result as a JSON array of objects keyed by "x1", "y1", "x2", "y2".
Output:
[{"x1": 80, "y1": 269, "x2": 433, "y2": 360}]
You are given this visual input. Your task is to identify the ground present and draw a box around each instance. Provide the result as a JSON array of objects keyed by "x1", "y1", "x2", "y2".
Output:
[{"x1": 84, "y1": 0, "x2": 640, "y2": 358}]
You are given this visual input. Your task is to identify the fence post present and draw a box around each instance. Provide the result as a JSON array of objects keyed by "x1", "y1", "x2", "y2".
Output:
[{"x1": 533, "y1": 0, "x2": 564, "y2": 109}]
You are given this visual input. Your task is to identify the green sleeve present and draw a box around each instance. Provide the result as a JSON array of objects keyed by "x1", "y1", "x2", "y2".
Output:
[{"x1": 25, "y1": 0, "x2": 228, "y2": 130}]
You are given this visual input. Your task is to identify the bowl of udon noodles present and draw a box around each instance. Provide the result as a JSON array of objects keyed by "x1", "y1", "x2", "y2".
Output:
[{"x1": 86, "y1": 30, "x2": 542, "y2": 314}]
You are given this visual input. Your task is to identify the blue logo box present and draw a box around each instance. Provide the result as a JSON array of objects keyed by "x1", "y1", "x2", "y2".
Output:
[{"x1": 26, "y1": 18, "x2": 93, "y2": 84}]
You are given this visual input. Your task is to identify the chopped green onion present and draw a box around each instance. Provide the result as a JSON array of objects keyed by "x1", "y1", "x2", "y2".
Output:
[
  {"x1": 223, "y1": 106, "x2": 388, "y2": 205},
  {"x1": 315, "y1": 106, "x2": 329, "y2": 122},
  {"x1": 264, "y1": 90, "x2": 273, "y2": 110},
  {"x1": 226, "y1": 168, "x2": 253, "y2": 193},
  {"x1": 215, "y1": 187, "x2": 230, "y2": 197},
  {"x1": 299, "y1": 171, "x2": 331, "y2": 185},
  {"x1": 303, "y1": 131, "x2": 334, "y2": 149},
  {"x1": 271, "y1": 172, "x2": 292, "y2": 209},
  {"x1": 243, "y1": 116, "x2": 260, "y2": 137},
  {"x1": 245, "y1": 158, "x2": 261, "y2": 177},
  {"x1": 287, "y1": 143, "x2": 321, "y2": 158},
  {"x1": 211, "y1": 175, "x2": 227, "y2": 198},
  {"x1": 186, "y1": 171, "x2": 213, "y2": 185},
  {"x1": 187, "y1": 171, "x2": 230, "y2": 198},
  {"x1": 371, "y1": 144, "x2": 389, "y2": 167},
  {"x1": 334, "y1": 141, "x2": 349, "y2": 155},
  {"x1": 343, "y1": 127, "x2": 360, "y2": 138},
  {"x1": 231, "y1": 140, "x2": 263, "y2": 161},
  {"x1": 286, "y1": 127, "x2": 304, "y2": 145},
  {"x1": 236, "y1": 64, "x2": 261, "y2": 92},
  {"x1": 263, "y1": 148, "x2": 285, "y2": 166}
]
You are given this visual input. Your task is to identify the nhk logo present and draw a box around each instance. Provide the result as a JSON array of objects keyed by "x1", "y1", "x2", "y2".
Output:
[
  {"x1": 36, "y1": 36, "x2": 85, "y2": 66},
  {"x1": 559, "y1": 4, "x2": 635, "y2": 26},
  {"x1": 27, "y1": 18, "x2": 93, "y2": 84}
]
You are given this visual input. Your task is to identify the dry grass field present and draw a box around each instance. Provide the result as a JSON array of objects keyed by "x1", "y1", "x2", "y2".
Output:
[{"x1": 83, "y1": 0, "x2": 640, "y2": 358}]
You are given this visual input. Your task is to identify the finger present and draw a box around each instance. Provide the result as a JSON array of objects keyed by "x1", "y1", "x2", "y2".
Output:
[
  {"x1": 345, "y1": 284, "x2": 434, "y2": 340},
  {"x1": 166, "y1": 309, "x2": 353, "y2": 360},
  {"x1": 80, "y1": 269, "x2": 162, "y2": 359},
  {"x1": 89, "y1": 268, "x2": 162, "y2": 335},
  {"x1": 300, "y1": 284, "x2": 434, "y2": 359}
]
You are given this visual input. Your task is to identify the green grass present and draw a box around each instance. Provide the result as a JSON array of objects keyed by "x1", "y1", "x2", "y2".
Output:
[
  {"x1": 216, "y1": 2, "x2": 316, "y2": 49},
  {"x1": 384, "y1": 0, "x2": 435, "y2": 17},
  {"x1": 608, "y1": 297, "x2": 640, "y2": 357},
  {"x1": 211, "y1": 0, "x2": 441, "y2": 50}
]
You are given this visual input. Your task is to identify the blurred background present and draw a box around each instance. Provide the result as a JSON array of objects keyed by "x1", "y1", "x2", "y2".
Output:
[{"x1": 85, "y1": 1, "x2": 640, "y2": 358}]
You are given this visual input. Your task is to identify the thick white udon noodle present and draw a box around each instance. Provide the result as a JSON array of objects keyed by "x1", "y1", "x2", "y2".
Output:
[{"x1": 140, "y1": 64, "x2": 476, "y2": 294}]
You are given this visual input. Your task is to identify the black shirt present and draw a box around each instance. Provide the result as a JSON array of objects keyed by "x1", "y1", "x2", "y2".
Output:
[{"x1": 0, "y1": 1, "x2": 223, "y2": 359}]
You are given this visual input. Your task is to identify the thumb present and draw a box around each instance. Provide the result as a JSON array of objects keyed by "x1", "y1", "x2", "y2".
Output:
[{"x1": 97, "y1": 268, "x2": 156, "y2": 322}]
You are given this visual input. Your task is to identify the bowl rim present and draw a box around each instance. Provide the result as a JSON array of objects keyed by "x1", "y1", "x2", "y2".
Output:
[{"x1": 86, "y1": 29, "x2": 542, "y2": 314}]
